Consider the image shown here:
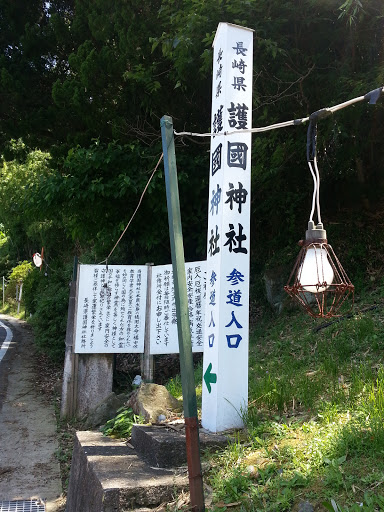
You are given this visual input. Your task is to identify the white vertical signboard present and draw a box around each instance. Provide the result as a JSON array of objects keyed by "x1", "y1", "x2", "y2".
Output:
[
  {"x1": 74, "y1": 265, "x2": 147, "y2": 353},
  {"x1": 149, "y1": 261, "x2": 206, "y2": 354},
  {"x1": 202, "y1": 23, "x2": 253, "y2": 432}
]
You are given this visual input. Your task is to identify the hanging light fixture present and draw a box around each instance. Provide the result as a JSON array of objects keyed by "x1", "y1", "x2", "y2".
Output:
[{"x1": 285, "y1": 112, "x2": 354, "y2": 318}]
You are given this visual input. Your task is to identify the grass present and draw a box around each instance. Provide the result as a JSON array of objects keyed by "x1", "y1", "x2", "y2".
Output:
[
  {"x1": 166, "y1": 362, "x2": 203, "y2": 403},
  {"x1": 0, "y1": 300, "x2": 27, "y2": 319},
  {"x1": 167, "y1": 286, "x2": 384, "y2": 511}
]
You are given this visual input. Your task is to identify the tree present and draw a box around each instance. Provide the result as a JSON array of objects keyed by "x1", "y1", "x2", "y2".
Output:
[
  {"x1": 0, "y1": 140, "x2": 56, "y2": 260},
  {"x1": 0, "y1": 0, "x2": 383, "y2": 279},
  {"x1": 0, "y1": 1, "x2": 75, "y2": 151}
]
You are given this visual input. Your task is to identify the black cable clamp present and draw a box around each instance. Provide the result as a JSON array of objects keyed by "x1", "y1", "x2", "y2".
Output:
[{"x1": 309, "y1": 108, "x2": 332, "y2": 122}]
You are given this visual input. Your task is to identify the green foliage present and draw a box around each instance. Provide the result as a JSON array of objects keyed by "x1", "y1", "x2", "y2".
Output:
[
  {"x1": 2, "y1": 260, "x2": 33, "y2": 312},
  {"x1": 166, "y1": 362, "x2": 203, "y2": 405},
  {"x1": 22, "y1": 267, "x2": 42, "y2": 315},
  {"x1": 338, "y1": 0, "x2": 366, "y2": 26},
  {"x1": 33, "y1": 140, "x2": 170, "y2": 262},
  {"x1": 166, "y1": 374, "x2": 183, "y2": 400},
  {"x1": 0, "y1": 141, "x2": 55, "y2": 260},
  {"x1": 27, "y1": 265, "x2": 72, "y2": 362},
  {"x1": 25, "y1": 138, "x2": 208, "y2": 264},
  {"x1": 102, "y1": 407, "x2": 143, "y2": 439},
  {"x1": 0, "y1": 234, "x2": 13, "y2": 279},
  {"x1": 0, "y1": 1, "x2": 65, "y2": 151},
  {"x1": 8, "y1": 260, "x2": 33, "y2": 284}
]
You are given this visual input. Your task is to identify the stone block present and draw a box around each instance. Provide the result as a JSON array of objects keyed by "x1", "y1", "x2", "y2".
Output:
[{"x1": 131, "y1": 424, "x2": 229, "y2": 468}]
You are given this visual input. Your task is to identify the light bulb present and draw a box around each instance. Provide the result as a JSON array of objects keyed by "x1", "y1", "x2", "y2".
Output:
[{"x1": 298, "y1": 246, "x2": 334, "y2": 293}]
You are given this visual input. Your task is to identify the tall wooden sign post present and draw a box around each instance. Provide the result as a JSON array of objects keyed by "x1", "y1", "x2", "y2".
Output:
[{"x1": 202, "y1": 23, "x2": 253, "y2": 432}]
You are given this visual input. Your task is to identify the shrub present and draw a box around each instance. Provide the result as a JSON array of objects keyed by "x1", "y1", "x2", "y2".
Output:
[{"x1": 27, "y1": 264, "x2": 72, "y2": 362}]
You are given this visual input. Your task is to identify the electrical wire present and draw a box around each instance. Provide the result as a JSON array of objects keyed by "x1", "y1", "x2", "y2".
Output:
[
  {"x1": 306, "y1": 115, "x2": 321, "y2": 225},
  {"x1": 313, "y1": 157, "x2": 322, "y2": 225},
  {"x1": 98, "y1": 153, "x2": 164, "y2": 266},
  {"x1": 307, "y1": 161, "x2": 317, "y2": 224},
  {"x1": 306, "y1": 157, "x2": 323, "y2": 226},
  {"x1": 174, "y1": 87, "x2": 383, "y2": 138},
  {"x1": 174, "y1": 119, "x2": 304, "y2": 138},
  {"x1": 329, "y1": 95, "x2": 366, "y2": 114}
]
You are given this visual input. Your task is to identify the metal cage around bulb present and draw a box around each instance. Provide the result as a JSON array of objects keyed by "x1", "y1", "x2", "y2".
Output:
[{"x1": 284, "y1": 227, "x2": 354, "y2": 318}]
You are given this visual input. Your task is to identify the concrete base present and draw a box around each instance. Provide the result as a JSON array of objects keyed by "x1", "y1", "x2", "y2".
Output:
[
  {"x1": 66, "y1": 431, "x2": 189, "y2": 512},
  {"x1": 61, "y1": 352, "x2": 114, "y2": 420},
  {"x1": 77, "y1": 354, "x2": 114, "y2": 418},
  {"x1": 131, "y1": 425, "x2": 229, "y2": 468}
]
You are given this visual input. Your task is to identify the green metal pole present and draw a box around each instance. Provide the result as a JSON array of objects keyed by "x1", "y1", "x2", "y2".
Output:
[{"x1": 160, "y1": 115, "x2": 205, "y2": 512}]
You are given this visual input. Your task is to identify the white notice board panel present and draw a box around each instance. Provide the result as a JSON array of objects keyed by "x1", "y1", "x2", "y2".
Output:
[
  {"x1": 74, "y1": 264, "x2": 147, "y2": 353},
  {"x1": 150, "y1": 261, "x2": 206, "y2": 354}
]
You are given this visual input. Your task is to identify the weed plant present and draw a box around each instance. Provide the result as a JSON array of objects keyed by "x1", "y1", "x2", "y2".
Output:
[{"x1": 102, "y1": 407, "x2": 143, "y2": 438}]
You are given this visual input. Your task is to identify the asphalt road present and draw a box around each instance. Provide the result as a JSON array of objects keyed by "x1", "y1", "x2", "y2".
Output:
[
  {"x1": 0, "y1": 315, "x2": 63, "y2": 511},
  {"x1": 0, "y1": 321, "x2": 10, "y2": 415}
]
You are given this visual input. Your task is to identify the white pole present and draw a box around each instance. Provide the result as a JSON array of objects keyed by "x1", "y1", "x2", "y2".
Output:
[
  {"x1": 17, "y1": 283, "x2": 22, "y2": 314},
  {"x1": 202, "y1": 23, "x2": 253, "y2": 432}
]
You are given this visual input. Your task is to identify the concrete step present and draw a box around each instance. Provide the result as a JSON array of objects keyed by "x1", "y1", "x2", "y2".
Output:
[
  {"x1": 66, "y1": 431, "x2": 189, "y2": 512},
  {"x1": 131, "y1": 424, "x2": 229, "y2": 468}
]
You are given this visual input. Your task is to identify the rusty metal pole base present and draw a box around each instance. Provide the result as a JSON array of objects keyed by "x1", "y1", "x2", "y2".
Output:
[{"x1": 185, "y1": 417, "x2": 205, "y2": 512}]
